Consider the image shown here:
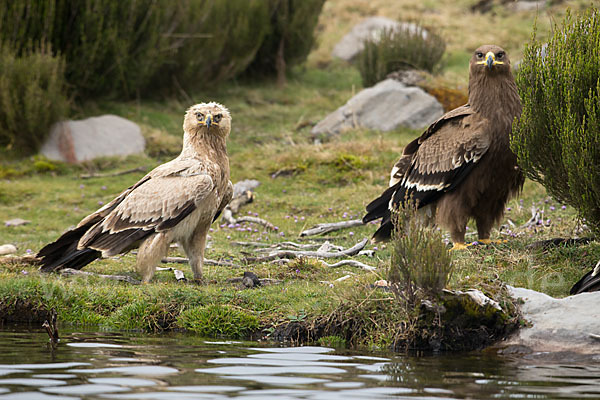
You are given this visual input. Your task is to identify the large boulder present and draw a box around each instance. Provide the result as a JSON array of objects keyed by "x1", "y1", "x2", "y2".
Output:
[
  {"x1": 41, "y1": 115, "x2": 145, "y2": 163},
  {"x1": 311, "y1": 79, "x2": 443, "y2": 140},
  {"x1": 332, "y1": 17, "x2": 427, "y2": 62},
  {"x1": 502, "y1": 287, "x2": 600, "y2": 354}
]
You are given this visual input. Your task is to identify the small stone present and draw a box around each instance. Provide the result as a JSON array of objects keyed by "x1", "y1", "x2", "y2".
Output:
[
  {"x1": 0, "y1": 244, "x2": 18, "y2": 256},
  {"x1": 242, "y1": 271, "x2": 261, "y2": 288},
  {"x1": 4, "y1": 218, "x2": 30, "y2": 227}
]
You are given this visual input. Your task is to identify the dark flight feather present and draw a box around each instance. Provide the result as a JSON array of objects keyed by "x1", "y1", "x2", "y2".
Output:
[{"x1": 363, "y1": 45, "x2": 524, "y2": 245}]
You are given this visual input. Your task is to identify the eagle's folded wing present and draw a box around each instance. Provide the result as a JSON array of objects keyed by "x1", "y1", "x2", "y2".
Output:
[
  {"x1": 79, "y1": 171, "x2": 214, "y2": 255},
  {"x1": 403, "y1": 115, "x2": 490, "y2": 196}
]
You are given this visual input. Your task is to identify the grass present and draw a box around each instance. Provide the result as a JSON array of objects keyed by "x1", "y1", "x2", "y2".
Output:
[{"x1": 0, "y1": 0, "x2": 597, "y2": 349}]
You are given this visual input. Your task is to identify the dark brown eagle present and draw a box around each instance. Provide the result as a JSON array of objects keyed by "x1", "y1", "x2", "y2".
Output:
[
  {"x1": 363, "y1": 45, "x2": 524, "y2": 249},
  {"x1": 570, "y1": 260, "x2": 600, "y2": 294}
]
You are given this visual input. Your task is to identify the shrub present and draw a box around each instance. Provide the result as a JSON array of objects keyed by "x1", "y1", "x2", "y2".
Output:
[
  {"x1": 154, "y1": 0, "x2": 271, "y2": 94},
  {"x1": 388, "y1": 204, "x2": 453, "y2": 304},
  {"x1": 177, "y1": 304, "x2": 259, "y2": 338},
  {"x1": 511, "y1": 8, "x2": 600, "y2": 234},
  {"x1": 0, "y1": 44, "x2": 68, "y2": 155},
  {"x1": 0, "y1": 0, "x2": 172, "y2": 99},
  {"x1": 357, "y1": 23, "x2": 446, "y2": 87},
  {"x1": 244, "y1": 0, "x2": 326, "y2": 86}
]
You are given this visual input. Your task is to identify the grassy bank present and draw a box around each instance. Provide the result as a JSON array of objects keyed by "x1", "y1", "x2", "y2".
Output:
[{"x1": 1, "y1": 1, "x2": 598, "y2": 349}]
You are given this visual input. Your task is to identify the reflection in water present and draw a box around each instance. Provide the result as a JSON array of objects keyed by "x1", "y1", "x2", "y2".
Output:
[{"x1": 0, "y1": 326, "x2": 598, "y2": 399}]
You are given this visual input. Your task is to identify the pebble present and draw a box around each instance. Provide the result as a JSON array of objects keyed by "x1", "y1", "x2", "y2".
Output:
[
  {"x1": 4, "y1": 218, "x2": 30, "y2": 227},
  {"x1": 0, "y1": 244, "x2": 17, "y2": 256}
]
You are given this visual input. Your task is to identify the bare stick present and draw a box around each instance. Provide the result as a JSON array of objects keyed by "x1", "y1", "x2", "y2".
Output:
[
  {"x1": 60, "y1": 268, "x2": 141, "y2": 285},
  {"x1": 234, "y1": 241, "x2": 320, "y2": 251},
  {"x1": 300, "y1": 219, "x2": 365, "y2": 237},
  {"x1": 156, "y1": 267, "x2": 186, "y2": 281},
  {"x1": 42, "y1": 308, "x2": 59, "y2": 344},
  {"x1": 244, "y1": 238, "x2": 368, "y2": 263},
  {"x1": 161, "y1": 257, "x2": 241, "y2": 268},
  {"x1": 236, "y1": 216, "x2": 277, "y2": 231},
  {"x1": 79, "y1": 166, "x2": 147, "y2": 180},
  {"x1": 232, "y1": 241, "x2": 272, "y2": 248},
  {"x1": 1, "y1": 255, "x2": 39, "y2": 265},
  {"x1": 319, "y1": 259, "x2": 377, "y2": 271}
]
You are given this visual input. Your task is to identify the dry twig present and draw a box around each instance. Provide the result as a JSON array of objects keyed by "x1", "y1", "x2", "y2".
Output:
[
  {"x1": 161, "y1": 257, "x2": 241, "y2": 268},
  {"x1": 300, "y1": 219, "x2": 365, "y2": 237},
  {"x1": 79, "y1": 166, "x2": 147, "y2": 179},
  {"x1": 243, "y1": 238, "x2": 368, "y2": 263},
  {"x1": 319, "y1": 259, "x2": 377, "y2": 271},
  {"x1": 60, "y1": 268, "x2": 141, "y2": 285}
]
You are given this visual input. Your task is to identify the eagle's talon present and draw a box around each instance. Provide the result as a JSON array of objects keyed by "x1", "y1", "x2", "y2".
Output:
[{"x1": 450, "y1": 242, "x2": 469, "y2": 251}]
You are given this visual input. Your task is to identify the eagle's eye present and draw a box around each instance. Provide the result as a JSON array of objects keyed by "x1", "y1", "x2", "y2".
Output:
[
  {"x1": 497, "y1": 52, "x2": 504, "y2": 59},
  {"x1": 196, "y1": 112, "x2": 204, "y2": 121},
  {"x1": 214, "y1": 113, "x2": 222, "y2": 123},
  {"x1": 476, "y1": 52, "x2": 484, "y2": 58}
]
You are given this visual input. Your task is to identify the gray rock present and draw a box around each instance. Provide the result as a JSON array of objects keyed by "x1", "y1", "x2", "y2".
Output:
[
  {"x1": 332, "y1": 17, "x2": 427, "y2": 62},
  {"x1": 507, "y1": 0, "x2": 546, "y2": 12},
  {"x1": 504, "y1": 286, "x2": 600, "y2": 354},
  {"x1": 4, "y1": 218, "x2": 30, "y2": 227},
  {"x1": 0, "y1": 244, "x2": 17, "y2": 256},
  {"x1": 311, "y1": 79, "x2": 443, "y2": 139},
  {"x1": 41, "y1": 115, "x2": 145, "y2": 163}
]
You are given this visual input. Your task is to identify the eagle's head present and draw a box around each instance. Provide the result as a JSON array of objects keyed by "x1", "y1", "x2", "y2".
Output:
[
  {"x1": 469, "y1": 44, "x2": 512, "y2": 76},
  {"x1": 183, "y1": 102, "x2": 231, "y2": 139}
]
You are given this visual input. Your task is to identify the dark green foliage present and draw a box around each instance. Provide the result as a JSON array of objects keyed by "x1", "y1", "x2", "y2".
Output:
[
  {"x1": 389, "y1": 205, "x2": 453, "y2": 302},
  {"x1": 357, "y1": 24, "x2": 446, "y2": 87},
  {"x1": 244, "y1": 0, "x2": 326, "y2": 85},
  {"x1": 155, "y1": 0, "x2": 271, "y2": 94},
  {"x1": 512, "y1": 8, "x2": 600, "y2": 234},
  {"x1": 0, "y1": 44, "x2": 68, "y2": 155},
  {"x1": 177, "y1": 304, "x2": 259, "y2": 338},
  {"x1": 0, "y1": 0, "x2": 171, "y2": 99}
]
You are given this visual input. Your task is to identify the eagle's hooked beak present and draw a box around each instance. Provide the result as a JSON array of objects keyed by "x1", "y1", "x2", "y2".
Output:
[
  {"x1": 477, "y1": 51, "x2": 503, "y2": 69},
  {"x1": 205, "y1": 114, "x2": 212, "y2": 130}
]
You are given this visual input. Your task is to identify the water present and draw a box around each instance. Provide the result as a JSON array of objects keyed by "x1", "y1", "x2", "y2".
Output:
[{"x1": 0, "y1": 326, "x2": 599, "y2": 399}]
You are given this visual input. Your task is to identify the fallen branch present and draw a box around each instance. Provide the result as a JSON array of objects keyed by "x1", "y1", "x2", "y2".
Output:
[
  {"x1": 236, "y1": 216, "x2": 277, "y2": 231},
  {"x1": 60, "y1": 268, "x2": 141, "y2": 285},
  {"x1": 235, "y1": 241, "x2": 321, "y2": 252},
  {"x1": 42, "y1": 308, "x2": 59, "y2": 345},
  {"x1": 522, "y1": 206, "x2": 548, "y2": 229},
  {"x1": 79, "y1": 166, "x2": 147, "y2": 180},
  {"x1": 243, "y1": 238, "x2": 368, "y2": 263},
  {"x1": 161, "y1": 257, "x2": 242, "y2": 268},
  {"x1": 156, "y1": 267, "x2": 186, "y2": 281},
  {"x1": 319, "y1": 259, "x2": 377, "y2": 271},
  {"x1": 0, "y1": 255, "x2": 39, "y2": 265},
  {"x1": 300, "y1": 219, "x2": 365, "y2": 237},
  {"x1": 526, "y1": 237, "x2": 593, "y2": 250}
]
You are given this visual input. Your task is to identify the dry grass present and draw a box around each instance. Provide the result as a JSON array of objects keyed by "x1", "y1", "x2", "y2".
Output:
[{"x1": 310, "y1": 0, "x2": 588, "y2": 83}]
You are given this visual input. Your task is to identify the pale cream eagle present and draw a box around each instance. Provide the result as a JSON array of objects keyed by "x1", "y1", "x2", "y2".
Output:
[{"x1": 38, "y1": 102, "x2": 233, "y2": 282}]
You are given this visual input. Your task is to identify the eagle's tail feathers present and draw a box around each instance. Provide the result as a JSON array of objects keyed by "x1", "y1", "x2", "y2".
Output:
[{"x1": 570, "y1": 270, "x2": 600, "y2": 294}]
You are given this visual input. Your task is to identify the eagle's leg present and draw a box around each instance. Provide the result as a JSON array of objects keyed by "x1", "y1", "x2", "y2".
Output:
[
  {"x1": 475, "y1": 215, "x2": 506, "y2": 245},
  {"x1": 449, "y1": 227, "x2": 468, "y2": 251},
  {"x1": 181, "y1": 225, "x2": 210, "y2": 282},
  {"x1": 136, "y1": 233, "x2": 170, "y2": 283}
]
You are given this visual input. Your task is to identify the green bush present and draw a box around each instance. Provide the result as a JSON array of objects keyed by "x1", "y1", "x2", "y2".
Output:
[
  {"x1": 357, "y1": 23, "x2": 446, "y2": 87},
  {"x1": 177, "y1": 304, "x2": 259, "y2": 338},
  {"x1": 389, "y1": 204, "x2": 453, "y2": 303},
  {"x1": 0, "y1": 0, "x2": 325, "y2": 98},
  {"x1": 154, "y1": 0, "x2": 271, "y2": 94},
  {"x1": 244, "y1": 0, "x2": 326, "y2": 86},
  {"x1": 511, "y1": 8, "x2": 600, "y2": 234},
  {"x1": 0, "y1": 0, "x2": 172, "y2": 99},
  {"x1": 0, "y1": 45, "x2": 68, "y2": 155}
]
